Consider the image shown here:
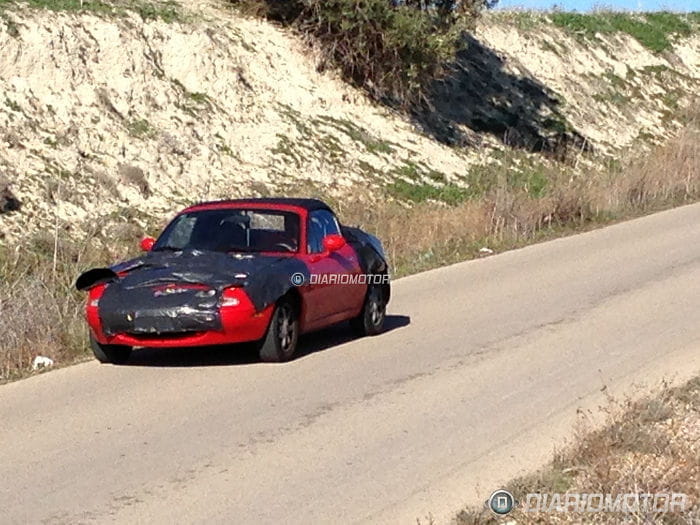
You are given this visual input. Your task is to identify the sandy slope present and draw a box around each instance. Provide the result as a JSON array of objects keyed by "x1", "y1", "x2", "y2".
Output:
[{"x1": 0, "y1": 3, "x2": 698, "y2": 240}]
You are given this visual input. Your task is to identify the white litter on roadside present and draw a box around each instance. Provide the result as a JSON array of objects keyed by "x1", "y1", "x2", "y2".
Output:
[{"x1": 32, "y1": 356, "x2": 54, "y2": 370}]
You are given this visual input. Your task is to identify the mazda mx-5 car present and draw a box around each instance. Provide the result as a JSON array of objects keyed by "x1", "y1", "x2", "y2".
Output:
[{"x1": 76, "y1": 198, "x2": 391, "y2": 364}]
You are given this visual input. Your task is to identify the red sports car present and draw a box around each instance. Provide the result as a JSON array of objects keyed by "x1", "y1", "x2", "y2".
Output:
[{"x1": 76, "y1": 198, "x2": 391, "y2": 363}]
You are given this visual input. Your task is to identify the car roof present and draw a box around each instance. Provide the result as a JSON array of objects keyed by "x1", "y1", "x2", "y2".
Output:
[{"x1": 185, "y1": 198, "x2": 333, "y2": 213}]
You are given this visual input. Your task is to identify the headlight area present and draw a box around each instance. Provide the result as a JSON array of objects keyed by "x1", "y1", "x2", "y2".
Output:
[
  {"x1": 85, "y1": 284, "x2": 107, "y2": 338},
  {"x1": 218, "y1": 287, "x2": 271, "y2": 339},
  {"x1": 219, "y1": 287, "x2": 255, "y2": 311},
  {"x1": 85, "y1": 284, "x2": 106, "y2": 312},
  {"x1": 220, "y1": 288, "x2": 241, "y2": 307}
]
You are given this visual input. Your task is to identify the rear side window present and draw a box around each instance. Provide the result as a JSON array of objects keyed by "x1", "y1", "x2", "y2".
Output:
[
  {"x1": 249, "y1": 212, "x2": 285, "y2": 231},
  {"x1": 307, "y1": 210, "x2": 340, "y2": 254}
]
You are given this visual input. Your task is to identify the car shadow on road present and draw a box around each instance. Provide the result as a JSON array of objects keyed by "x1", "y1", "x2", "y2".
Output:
[{"x1": 123, "y1": 314, "x2": 411, "y2": 368}]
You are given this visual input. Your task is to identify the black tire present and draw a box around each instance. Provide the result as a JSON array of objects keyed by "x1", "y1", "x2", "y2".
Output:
[
  {"x1": 350, "y1": 284, "x2": 386, "y2": 337},
  {"x1": 258, "y1": 297, "x2": 299, "y2": 363},
  {"x1": 90, "y1": 334, "x2": 132, "y2": 364}
]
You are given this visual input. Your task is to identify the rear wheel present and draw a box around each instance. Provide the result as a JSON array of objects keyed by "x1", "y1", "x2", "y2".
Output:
[
  {"x1": 258, "y1": 297, "x2": 299, "y2": 362},
  {"x1": 350, "y1": 284, "x2": 386, "y2": 337},
  {"x1": 90, "y1": 334, "x2": 132, "y2": 364}
]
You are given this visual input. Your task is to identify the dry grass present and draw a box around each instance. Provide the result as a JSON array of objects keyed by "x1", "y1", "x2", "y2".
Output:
[
  {"x1": 335, "y1": 110, "x2": 700, "y2": 276},
  {"x1": 0, "y1": 222, "x2": 148, "y2": 382},
  {"x1": 457, "y1": 376, "x2": 700, "y2": 524}
]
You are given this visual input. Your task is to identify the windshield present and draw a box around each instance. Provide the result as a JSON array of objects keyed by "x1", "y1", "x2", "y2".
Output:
[{"x1": 153, "y1": 209, "x2": 300, "y2": 254}]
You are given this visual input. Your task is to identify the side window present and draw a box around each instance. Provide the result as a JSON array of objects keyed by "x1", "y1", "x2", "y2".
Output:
[{"x1": 307, "y1": 210, "x2": 341, "y2": 254}]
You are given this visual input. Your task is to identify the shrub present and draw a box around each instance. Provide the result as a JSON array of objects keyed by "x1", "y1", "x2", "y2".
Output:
[{"x1": 231, "y1": 0, "x2": 493, "y2": 104}]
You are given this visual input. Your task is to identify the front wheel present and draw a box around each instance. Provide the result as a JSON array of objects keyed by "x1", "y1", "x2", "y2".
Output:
[
  {"x1": 350, "y1": 284, "x2": 386, "y2": 337},
  {"x1": 258, "y1": 297, "x2": 299, "y2": 362},
  {"x1": 90, "y1": 334, "x2": 132, "y2": 364}
]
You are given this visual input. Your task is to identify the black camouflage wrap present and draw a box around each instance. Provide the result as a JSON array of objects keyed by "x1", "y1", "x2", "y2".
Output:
[
  {"x1": 76, "y1": 249, "x2": 310, "y2": 336},
  {"x1": 341, "y1": 225, "x2": 391, "y2": 302}
]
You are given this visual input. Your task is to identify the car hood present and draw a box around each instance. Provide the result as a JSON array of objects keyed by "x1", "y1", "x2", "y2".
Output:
[{"x1": 112, "y1": 249, "x2": 295, "y2": 289}]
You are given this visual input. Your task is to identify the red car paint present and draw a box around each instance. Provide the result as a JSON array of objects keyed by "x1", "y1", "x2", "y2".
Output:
[{"x1": 87, "y1": 201, "x2": 368, "y2": 349}]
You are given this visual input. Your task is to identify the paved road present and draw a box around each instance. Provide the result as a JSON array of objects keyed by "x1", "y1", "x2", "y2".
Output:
[{"x1": 2, "y1": 204, "x2": 699, "y2": 524}]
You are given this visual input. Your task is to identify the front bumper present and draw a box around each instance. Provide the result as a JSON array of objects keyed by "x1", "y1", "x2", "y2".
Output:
[{"x1": 87, "y1": 288, "x2": 274, "y2": 348}]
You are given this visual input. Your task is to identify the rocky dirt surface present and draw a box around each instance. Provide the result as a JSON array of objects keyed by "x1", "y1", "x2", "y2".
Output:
[{"x1": 0, "y1": 2, "x2": 697, "y2": 241}]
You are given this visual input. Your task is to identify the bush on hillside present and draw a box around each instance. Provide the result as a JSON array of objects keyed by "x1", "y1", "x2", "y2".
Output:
[{"x1": 231, "y1": 0, "x2": 494, "y2": 104}]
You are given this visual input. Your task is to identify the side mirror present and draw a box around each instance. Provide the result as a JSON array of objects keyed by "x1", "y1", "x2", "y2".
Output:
[
  {"x1": 322, "y1": 234, "x2": 346, "y2": 253},
  {"x1": 140, "y1": 236, "x2": 155, "y2": 252}
]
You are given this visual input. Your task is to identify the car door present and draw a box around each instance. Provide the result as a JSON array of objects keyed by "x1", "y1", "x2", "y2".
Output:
[{"x1": 302, "y1": 210, "x2": 364, "y2": 329}]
